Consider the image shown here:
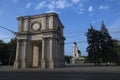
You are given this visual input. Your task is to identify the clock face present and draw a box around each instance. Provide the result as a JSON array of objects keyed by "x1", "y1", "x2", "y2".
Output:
[{"x1": 32, "y1": 23, "x2": 41, "y2": 31}]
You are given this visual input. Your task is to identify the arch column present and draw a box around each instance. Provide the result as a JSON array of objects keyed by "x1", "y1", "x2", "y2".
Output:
[
  {"x1": 21, "y1": 40, "x2": 28, "y2": 68},
  {"x1": 61, "y1": 40, "x2": 65, "y2": 66},
  {"x1": 49, "y1": 38, "x2": 54, "y2": 68},
  {"x1": 14, "y1": 40, "x2": 20, "y2": 68},
  {"x1": 41, "y1": 38, "x2": 46, "y2": 68},
  {"x1": 55, "y1": 38, "x2": 59, "y2": 67}
]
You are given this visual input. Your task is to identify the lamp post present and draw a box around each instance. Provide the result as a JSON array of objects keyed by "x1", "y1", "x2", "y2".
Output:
[
  {"x1": 0, "y1": 26, "x2": 16, "y2": 34},
  {"x1": 0, "y1": 25, "x2": 16, "y2": 65},
  {"x1": 0, "y1": 25, "x2": 16, "y2": 41}
]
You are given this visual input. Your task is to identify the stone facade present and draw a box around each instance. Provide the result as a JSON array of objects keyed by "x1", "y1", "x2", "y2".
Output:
[{"x1": 14, "y1": 13, "x2": 65, "y2": 69}]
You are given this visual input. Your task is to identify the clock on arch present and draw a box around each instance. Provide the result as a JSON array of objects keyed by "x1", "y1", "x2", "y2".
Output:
[{"x1": 31, "y1": 22, "x2": 41, "y2": 31}]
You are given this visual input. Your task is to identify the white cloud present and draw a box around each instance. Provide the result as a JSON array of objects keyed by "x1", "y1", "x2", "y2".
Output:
[
  {"x1": 46, "y1": 0, "x2": 72, "y2": 12},
  {"x1": 47, "y1": 5, "x2": 56, "y2": 12},
  {"x1": 48, "y1": 4, "x2": 55, "y2": 11},
  {"x1": 46, "y1": 9, "x2": 56, "y2": 13},
  {"x1": 33, "y1": 0, "x2": 88, "y2": 14},
  {"x1": 71, "y1": 0, "x2": 80, "y2": 4},
  {"x1": 81, "y1": 0, "x2": 89, "y2": 1},
  {"x1": 47, "y1": 1, "x2": 56, "y2": 12},
  {"x1": 26, "y1": 2, "x2": 31, "y2": 9},
  {"x1": 35, "y1": 1, "x2": 46, "y2": 10},
  {"x1": 12, "y1": 0, "x2": 18, "y2": 3},
  {"x1": 78, "y1": 3, "x2": 84, "y2": 7},
  {"x1": 74, "y1": 3, "x2": 84, "y2": 14},
  {"x1": 76, "y1": 0, "x2": 89, "y2": 14},
  {"x1": 56, "y1": 0, "x2": 71, "y2": 9},
  {"x1": 78, "y1": 8, "x2": 85, "y2": 14},
  {"x1": 88, "y1": 6, "x2": 93, "y2": 12},
  {"x1": 99, "y1": 5, "x2": 109, "y2": 10}
]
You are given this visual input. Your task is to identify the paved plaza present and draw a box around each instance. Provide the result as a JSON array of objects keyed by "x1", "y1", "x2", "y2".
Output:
[
  {"x1": 0, "y1": 63, "x2": 120, "y2": 72},
  {"x1": 0, "y1": 71, "x2": 120, "y2": 80},
  {"x1": 0, "y1": 64, "x2": 120, "y2": 80}
]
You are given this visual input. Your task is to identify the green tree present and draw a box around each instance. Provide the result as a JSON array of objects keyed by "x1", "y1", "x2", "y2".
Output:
[
  {"x1": 112, "y1": 40, "x2": 120, "y2": 65},
  {"x1": 0, "y1": 40, "x2": 9, "y2": 65},
  {"x1": 100, "y1": 21, "x2": 114, "y2": 65},
  {"x1": 0, "y1": 38, "x2": 16, "y2": 65},
  {"x1": 86, "y1": 21, "x2": 117, "y2": 65},
  {"x1": 86, "y1": 25, "x2": 102, "y2": 65},
  {"x1": 8, "y1": 38, "x2": 16, "y2": 65},
  {"x1": 64, "y1": 55, "x2": 72, "y2": 64},
  {"x1": 0, "y1": 40, "x2": 4, "y2": 62}
]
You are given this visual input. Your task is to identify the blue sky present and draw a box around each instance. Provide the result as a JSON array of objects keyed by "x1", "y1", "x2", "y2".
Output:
[{"x1": 0, "y1": 0, "x2": 120, "y2": 56}]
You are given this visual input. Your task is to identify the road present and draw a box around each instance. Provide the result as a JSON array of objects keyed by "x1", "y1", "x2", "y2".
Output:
[{"x1": 0, "y1": 71, "x2": 120, "y2": 80}]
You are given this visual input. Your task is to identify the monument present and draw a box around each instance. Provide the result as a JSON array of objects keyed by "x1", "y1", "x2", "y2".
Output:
[
  {"x1": 71, "y1": 42, "x2": 84, "y2": 64},
  {"x1": 14, "y1": 13, "x2": 65, "y2": 69}
]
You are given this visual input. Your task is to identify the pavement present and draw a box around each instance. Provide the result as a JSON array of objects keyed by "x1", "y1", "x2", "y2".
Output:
[
  {"x1": 0, "y1": 71, "x2": 120, "y2": 80},
  {"x1": 0, "y1": 63, "x2": 120, "y2": 73},
  {"x1": 0, "y1": 64, "x2": 120, "y2": 80}
]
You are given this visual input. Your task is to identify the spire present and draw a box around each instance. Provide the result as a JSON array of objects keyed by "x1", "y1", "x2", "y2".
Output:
[
  {"x1": 101, "y1": 20, "x2": 104, "y2": 25},
  {"x1": 90, "y1": 24, "x2": 94, "y2": 30},
  {"x1": 101, "y1": 20, "x2": 107, "y2": 33},
  {"x1": 101, "y1": 20, "x2": 105, "y2": 28},
  {"x1": 74, "y1": 42, "x2": 77, "y2": 45}
]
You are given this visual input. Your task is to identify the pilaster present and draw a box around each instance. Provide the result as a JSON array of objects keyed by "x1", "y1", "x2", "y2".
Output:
[
  {"x1": 14, "y1": 40, "x2": 20, "y2": 68},
  {"x1": 55, "y1": 38, "x2": 59, "y2": 67},
  {"x1": 61, "y1": 40, "x2": 65, "y2": 66},
  {"x1": 18, "y1": 19, "x2": 23, "y2": 32},
  {"x1": 49, "y1": 38, "x2": 54, "y2": 68},
  {"x1": 49, "y1": 16, "x2": 54, "y2": 29},
  {"x1": 42, "y1": 17, "x2": 47, "y2": 30},
  {"x1": 24, "y1": 17, "x2": 30, "y2": 32},
  {"x1": 41, "y1": 38, "x2": 46, "y2": 68},
  {"x1": 21, "y1": 40, "x2": 28, "y2": 68}
]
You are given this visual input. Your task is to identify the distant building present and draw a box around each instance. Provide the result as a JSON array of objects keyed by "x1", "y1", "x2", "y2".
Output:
[{"x1": 71, "y1": 42, "x2": 84, "y2": 64}]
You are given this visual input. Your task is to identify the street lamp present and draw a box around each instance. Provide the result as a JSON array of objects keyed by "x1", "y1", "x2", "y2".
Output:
[
  {"x1": 0, "y1": 26, "x2": 16, "y2": 34},
  {"x1": 0, "y1": 26, "x2": 17, "y2": 65},
  {"x1": 0, "y1": 25, "x2": 16, "y2": 40}
]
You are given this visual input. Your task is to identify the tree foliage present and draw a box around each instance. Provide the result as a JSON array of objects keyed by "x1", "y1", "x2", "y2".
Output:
[
  {"x1": 0, "y1": 40, "x2": 9, "y2": 65},
  {"x1": 86, "y1": 25, "x2": 102, "y2": 65},
  {"x1": 8, "y1": 38, "x2": 17, "y2": 65},
  {"x1": 0, "y1": 38, "x2": 16, "y2": 65},
  {"x1": 86, "y1": 21, "x2": 118, "y2": 65},
  {"x1": 100, "y1": 21, "x2": 116, "y2": 64},
  {"x1": 112, "y1": 40, "x2": 120, "y2": 65},
  {"x1": 64, "y1": 55, "x2": 72, "y2": 64}
]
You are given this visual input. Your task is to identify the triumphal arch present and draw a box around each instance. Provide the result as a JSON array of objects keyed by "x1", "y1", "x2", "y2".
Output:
[{"x1": 14, "y1": 13, "x2": 65, "y2": 69}]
